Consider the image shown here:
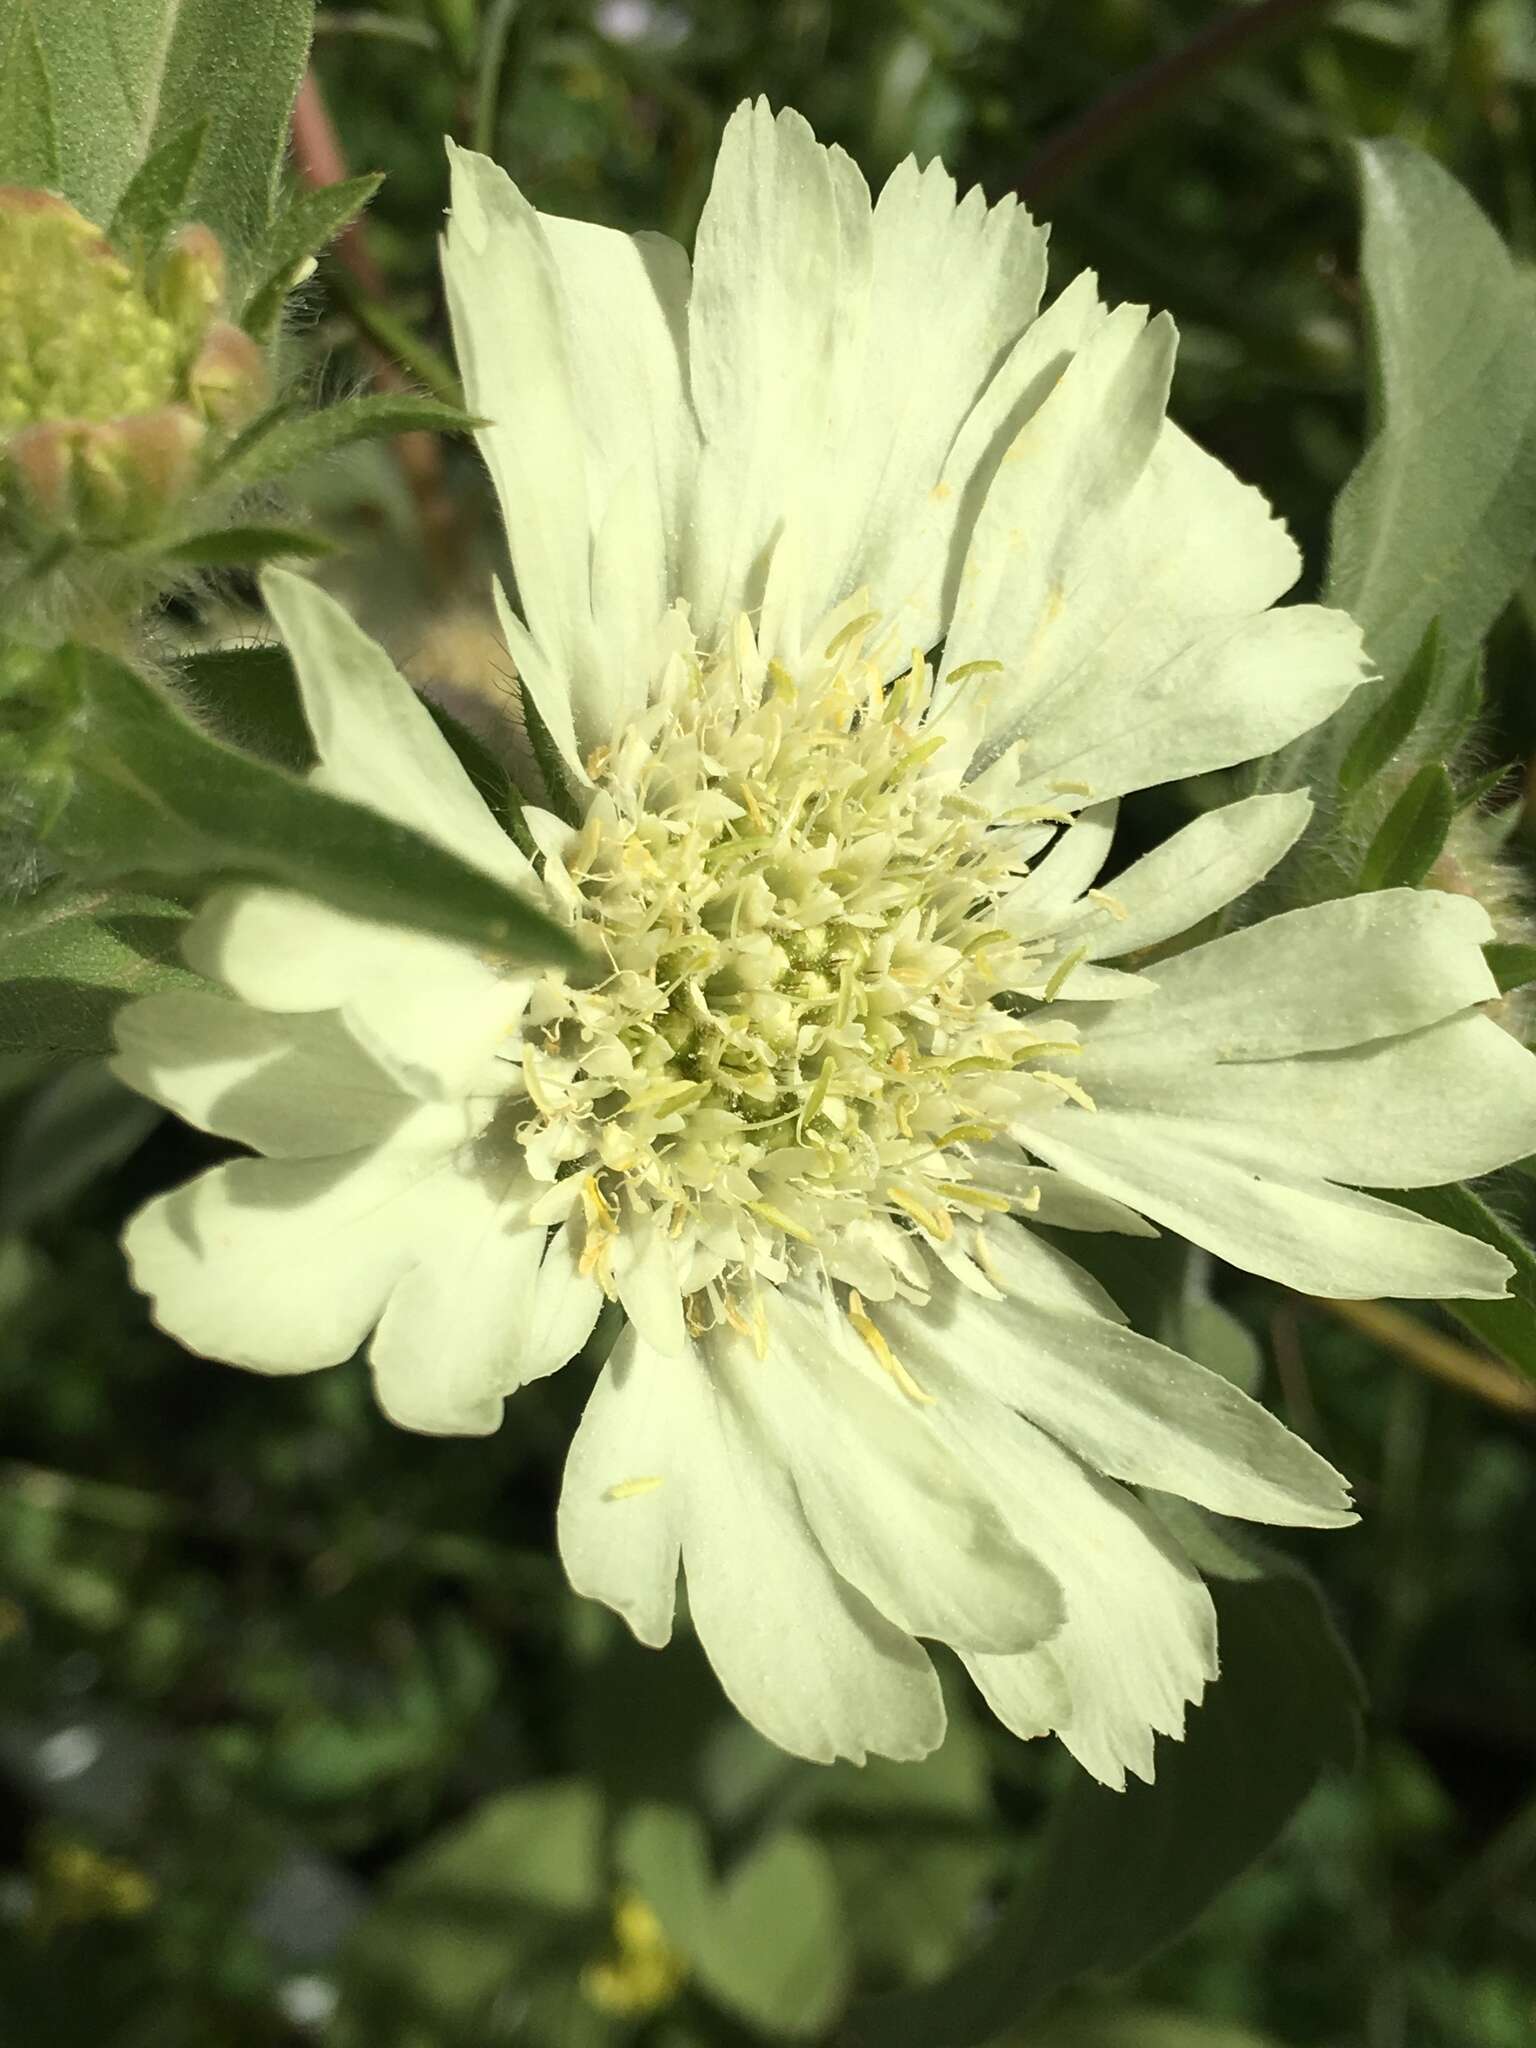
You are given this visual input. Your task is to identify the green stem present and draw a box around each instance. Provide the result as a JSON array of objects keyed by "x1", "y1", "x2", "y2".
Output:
[{"x1": 1018, "y1": 0, "x2": 1341, "y2": 201}]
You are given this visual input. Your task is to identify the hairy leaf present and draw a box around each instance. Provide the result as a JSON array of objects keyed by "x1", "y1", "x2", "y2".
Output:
[
  {"x1": 1386, "y1": 1183, "x2": 1536, "y2": 1382},
  {"x1": 242, "y1": 172, "x2": 383, "y2": 340},
  {"x1": 1357, "y1": 763, "x2": 1455, "y2": 890},
  {"x1": 1327, "y1": 142, "x2": 1536, "y2": 728},
  {"x1": 106, "y1": 116, "x2": 208, "y2": 255},
  {"x1": 215, "y1": 393, "x2": 483, "y2": 488},
  {"x1": 33, "y1": 643, "x2": 583, "y2": 969},
  {"x1": 0, "y1": 0, "x2": 312, "y2": 261},
  {"x1": 1337, "y1": 619, "x2": 1441, "y2": 797},
  {"x1": 162, "y1": 523, "x2": 336, "y2": 568},
  {"x1": 0, "y1": 885, "x2": 203, "y2": 1059}
]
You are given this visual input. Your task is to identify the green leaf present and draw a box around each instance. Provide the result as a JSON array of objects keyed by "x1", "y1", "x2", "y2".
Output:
[
  {"x1": 1357, "y1": 763, "x2": 1454, "y2": 890},
  {"x1": 242, "y1": 172, "x2": 383, "y2": 341},
  {"x1": 0, "y1": 0, "x2": 312, "y2": 262},
  {"x1": 0, "y1": 3, "x2": 58, "y2": 189},
  {"x1": 174, "y1": 643, "x2": 315, "y2": 770},
  {"x1": 619, "y1": 1805, "x2": 850, "y2": 2038},
  {"x1": 0, "y1": 884, "x2": 203, "y2": 1059},
  {"x1": 34, "y1": 643, "x2": 584, "y2": 971},
  {"x1": 0, "y1": 1059, "x2": 160, "y2": 1227},
  {"x1": 215, "y1": 394, "x2": 483, "y2": 489},
  {"x1": 1025, "y1": 2011, "x2": 1286, "y2": 2048},
  {"x1": 1337, "y1": 619, "x2": 1441, "y2": 797},
  {"x1": 161, "y1": 523, "x2": 336, "y2": 568},
  {"x1": 106, "y1": 116, "x2": 208, "y2": 256},
  {"x1": 1325, "y1": 141, "x2": 1536, "y2": 731},
  {"x1": 851, "y1": 1572, "x2": 1362, "y2": 2048},
  {"x1": 1384, "y1": 1183, "x2": 1536, "y2": 1381},
  {"x1": 1485, "y1": 942, "x2": 1536, "y2": 994},
  {"x1": 343, "y1": 1780, "x2": 604, "y2": 2031}
]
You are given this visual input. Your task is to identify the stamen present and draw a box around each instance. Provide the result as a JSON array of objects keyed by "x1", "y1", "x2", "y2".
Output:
[{"x1": 848, "y1": 1290, "x2": 935, "y2": 1405}]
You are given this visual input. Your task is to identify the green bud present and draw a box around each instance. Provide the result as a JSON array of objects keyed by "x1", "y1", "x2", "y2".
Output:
[
  {"x1": 186, "y1": 321, "x2": 266, "y2": 427},
  {"x1": 153, "y1": 224, "x2": 227, "y2": 345},
  {"x1": 0, "y1": 187, "x2": 180, "y2": 427},
  {"x1": 0, "y1": 187, "x2": 265, "y2": 561}
]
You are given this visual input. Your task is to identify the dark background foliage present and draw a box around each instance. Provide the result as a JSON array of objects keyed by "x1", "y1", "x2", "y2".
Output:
[{"x1": 2, "y1": 3, "x2": 1535, "y2": 2044}]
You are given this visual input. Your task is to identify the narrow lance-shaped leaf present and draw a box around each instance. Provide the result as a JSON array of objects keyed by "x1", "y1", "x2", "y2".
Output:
[
  {"x1": 161, "y1": 524, "x2": 337, "y2": 569},
  {"x1": 1357, "y1": 763, "x2": 1455, "y2": 891},
  {"x1": 107, "y1": 118, "x2": 209, "y2": 258},
  {"x1": 1337, "y1": 618, "x2": 1441, "y2": 797},
  {"x1": 849, "y1": 1569, "x2": 1362, "y2": 2048},
  {"x1": 214, "y1": 394, "x2": 485, "y2": 488},
  {"x1": 242, "y1": 173, "x2": 384, "y2": 341},
  {"x1": 27, "y1": 643, "x2": 584, "y2": 971}
]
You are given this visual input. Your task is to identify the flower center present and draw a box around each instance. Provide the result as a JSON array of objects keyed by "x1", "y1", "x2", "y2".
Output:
[{"x1": 520, "y1": 606, "x2": 1091, "y2": 1337}]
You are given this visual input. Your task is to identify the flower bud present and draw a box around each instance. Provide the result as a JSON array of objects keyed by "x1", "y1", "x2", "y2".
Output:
[
  {"x1": 153, "y1": 224, "x2": 227, "y2": 342},
  {"x1": 5, "y1": 421, "x2": 79, "y2": 530},
  {"x1": 187, "y1": 320, "x2": 267, "y2": 427}
]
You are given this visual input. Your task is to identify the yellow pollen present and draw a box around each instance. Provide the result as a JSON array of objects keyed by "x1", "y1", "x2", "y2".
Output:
[
  {"x1": 945, "y1": 658, "x2": 1005, "y2": 684},
  {"x1": 1087, "y1": 887, "x2": 1128, "y2": 918},
  {"x1": 605, "y1": 1476, "x2": 665, "y2": 1502},
  {"x1": 1034, "y1": 1070, "x2": 1098, "y2": 1110},
  {"x1": 934, "y1": 1181, "x2": 1012, "y2": 1213},
  {"x1": 747, "y1": 1199, "x2": 816, "y2": 1245},
  {"x1": 888, "y1": 1186, "x2": 951, "y2": 1239},
  {"x1": 1043, "y1": 945, "x2": 1089, "y2": 1000},
  {"x1": 824, "y1": 608, "x2": 881, "y2": 661},
  {"x1": 932, "y1": 1122, "x2": 999, "y2": 1148}
]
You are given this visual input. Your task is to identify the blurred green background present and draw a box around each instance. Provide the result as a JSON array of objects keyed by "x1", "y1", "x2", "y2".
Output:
[{"x1": 3, "y1": 2, "x2": 1536, "y2": 2043}]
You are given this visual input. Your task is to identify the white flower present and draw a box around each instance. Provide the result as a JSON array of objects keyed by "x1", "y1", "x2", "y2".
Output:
[{"x1": 116, "y1": 102, "x2": 1536, "y2": 1787}]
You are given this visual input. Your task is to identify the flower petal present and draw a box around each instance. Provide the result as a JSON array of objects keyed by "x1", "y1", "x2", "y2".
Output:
[
  {"x1": 1060, "y1": 888, "x2": 1497, "y2": 1061},
  {"x1": 113, "y1": 989, "x2": 419, "y2": 1157},
  {"x1": 1023, "y1": 1114, "x2": 1513, "y2": 1299},
  {"x1": 123, "y1": 1141, "x2": 460, "y2": 1374},
  {"x1": 933, "y1": 1378, "x2": 1217, "y2": 1789},
  {"x1": 184, "y1": 887, "x2": 527, "y2": 1101},
  {"x1": 682, "y1": 100, "x2": 873, "y2": 646},
  {"x1": 368, "y1": 1173, "x2": 548, "y2": 1435},
  {"x1": 559, "y1": 1327, "x2": 688, "y2": 1648},
  {"x1": 1069, "y1": 790, "x2": 1313, "y2": 960},
  {"x1": 1083, "y1": 1012, "x2": 1536, "y2": 1189},
  {"x1": 559, "y1": 1324, "x2": 946, "y2": 1763},
  {"x1": 807, "y1": 149, "x2": 1047, "y2": 636},
  {"x1": 262, "y1": 568, "x2": 534, "y2": 889},
  {"x1": 937, "y1": 315, "x2": 1367, "y2": 793},
  {"x1": 885, "y1": 1254, "x2": 1354, "y2": 1528},
  {"x1": 443, "y1": 145, "x2": 603, "y2": 761},
  {"x1": 730, "y1": 1288, "x2": 1064, "y2": 1655}
]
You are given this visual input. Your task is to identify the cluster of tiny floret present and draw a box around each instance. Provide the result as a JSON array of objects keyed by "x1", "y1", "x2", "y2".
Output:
[
  {"x1": 515, "y1": 603, "x2": 1094, "y2": 1345},
  {"x1": 0, "y1": 198, "x2": 180, "y2": 429}
]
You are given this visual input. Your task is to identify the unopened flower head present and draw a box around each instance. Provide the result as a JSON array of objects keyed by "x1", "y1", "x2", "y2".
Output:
[
  {"x1": 116, "y1": 102, "x2": 1536, "y2": 1788},
  {"x1": 0, "y1": 189, "x2": 263, "y2": 543}
]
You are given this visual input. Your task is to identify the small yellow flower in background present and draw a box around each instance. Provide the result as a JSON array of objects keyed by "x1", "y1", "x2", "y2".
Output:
[
  {"x1": 114, "y1": 100, "x2": 1536, "y2": 1789},
  {"x1": 29, "y1": 1835, "x2": 156, "y2": 1936},
  {"x1": 582, "y1": 1891, "x2": 688, "y2": 2017}
]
